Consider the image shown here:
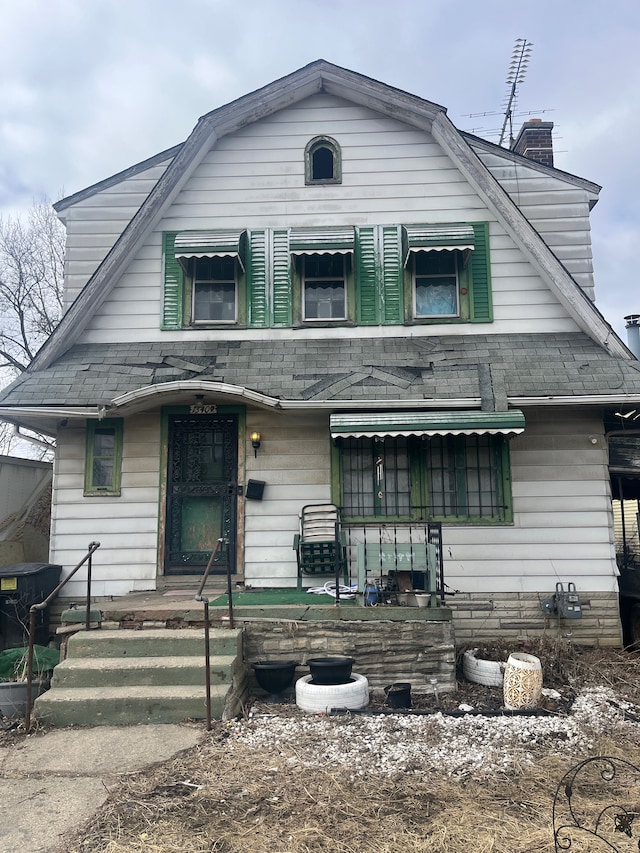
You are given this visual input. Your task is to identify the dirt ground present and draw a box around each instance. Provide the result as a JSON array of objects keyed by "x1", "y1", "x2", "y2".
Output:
[{"x1": 7, "y1": 638, "x2": 640, "y2": 853}]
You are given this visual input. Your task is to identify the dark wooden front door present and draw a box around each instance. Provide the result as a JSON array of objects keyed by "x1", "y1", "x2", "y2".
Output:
[{"x1": 165, "y1": 414, "x2": 238, "y2": 575}]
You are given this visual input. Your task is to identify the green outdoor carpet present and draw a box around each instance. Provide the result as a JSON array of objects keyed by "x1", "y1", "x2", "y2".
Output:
[{"x1": 209, "y1": 589, "x2": 356, "y2": 606}]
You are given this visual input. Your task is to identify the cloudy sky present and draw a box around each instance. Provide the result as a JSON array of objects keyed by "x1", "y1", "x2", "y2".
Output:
[{"x1": 1, "y1": 0, "x2": 638, "y2": 338}]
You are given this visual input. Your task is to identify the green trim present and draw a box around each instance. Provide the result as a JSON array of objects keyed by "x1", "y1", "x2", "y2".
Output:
[
  {"x1": 381, "y1": 226, "x2": 403, "y2": 324},
  {"x1": 174, "y1": 230, "x2": 247, "y2": 263},
  {"x1": 84, "y1": 418, "x2": 123, "y2": 496},
  {"x1": 290, "y1": 226, "x2": 354, "y2": 253},
  {"x1": 355, "y1": 227, "x2": 378, "y2": 324},
  {"x1": 162, "y1": 232, "x2": 184, "y2": 330},
  {"x1": 402, "y1": 223, "x2": 475, "y2": 259},
  {"x1": 469, "y1": 221, "x2": 493, "y2": 322},
  {"x1": 272, "y1": 229, "x2": 292, "y2": 326},
  {"x1": 330, "y1": 410, "x2": 525, "y2": 437},
  {"x1": 248, "y1": 230, "x2": 268, "y2": 327}
]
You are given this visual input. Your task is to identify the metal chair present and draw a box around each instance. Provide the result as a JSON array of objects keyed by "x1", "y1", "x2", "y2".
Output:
[{"x1": 293, "y1": 504, "x2": 348, "y2": 590}]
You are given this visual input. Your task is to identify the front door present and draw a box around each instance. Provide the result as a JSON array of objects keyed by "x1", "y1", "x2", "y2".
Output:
[{"x1": 165, "y1": 413, "x2": 238, "y2": 575}]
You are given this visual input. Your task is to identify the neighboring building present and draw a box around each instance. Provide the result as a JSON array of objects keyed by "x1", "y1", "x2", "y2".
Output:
[
  {"x1": 1, "y1": 60, "x2": 639, "y2": 644},
  {"x1": 0, "y1": 455, "x2": 52, "y2": 566}
]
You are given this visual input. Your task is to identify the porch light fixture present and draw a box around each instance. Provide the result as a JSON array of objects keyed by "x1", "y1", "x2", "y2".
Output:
[{"x1": 251, "y1": 431, "x2": 261, "y2": 457}]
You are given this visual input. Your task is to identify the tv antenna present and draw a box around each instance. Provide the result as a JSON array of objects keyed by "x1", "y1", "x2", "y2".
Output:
[{"x1": 499, "y1": 38, "x2": 533, "y2": 148}]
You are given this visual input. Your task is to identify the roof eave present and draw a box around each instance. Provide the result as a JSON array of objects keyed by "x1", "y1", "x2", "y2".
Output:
[
  {"x1": 461, "y1": 130, "x2": 602, "y2": 198},
  {"x1": 53, "y1": 143, "x2": 184, "y2": 216},
  {"x1": 432, "y1": 113, "x2": 628, "y2": 358}
]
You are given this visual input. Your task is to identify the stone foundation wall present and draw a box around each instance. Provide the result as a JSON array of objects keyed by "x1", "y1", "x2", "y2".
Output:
[
  {"x1": 448, "y1": 591, "x2": 622, "y2": 647},
  {"x1": 241, "y1": 618, "x2": 456, "y2": 693}
]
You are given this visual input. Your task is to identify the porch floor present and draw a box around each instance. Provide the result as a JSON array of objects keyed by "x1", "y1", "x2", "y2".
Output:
[{"x1": 55, "y1": 586, "x2": 451, "y2": 627}]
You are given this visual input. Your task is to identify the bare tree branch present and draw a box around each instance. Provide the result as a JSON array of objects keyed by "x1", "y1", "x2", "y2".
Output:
[
  {"x1": 0, "y1": 200, "x2": 64, "y2": 374},
  {"x1": 0, "y1": 200, "x2": 65, "y2": 457}
]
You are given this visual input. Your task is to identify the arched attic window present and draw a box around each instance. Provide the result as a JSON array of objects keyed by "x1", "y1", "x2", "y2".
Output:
[{"x1": 305, "y1": 136, "x2": 342, "y2": 185}]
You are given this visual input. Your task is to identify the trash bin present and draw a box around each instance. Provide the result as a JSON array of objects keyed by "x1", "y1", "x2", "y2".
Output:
[{"x1": 0, "y1": 563, "x2": 62, "y2": 650}]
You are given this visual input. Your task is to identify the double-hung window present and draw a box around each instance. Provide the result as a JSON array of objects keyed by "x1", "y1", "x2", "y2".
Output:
[
  {"x1": 192, "y1": 256, "x2": 237, "y2": 323},
  {"x1": 302, "y1": 254, "x2": 347, "y2": 321},
  {"x1": 172, "y1": 230, "x2": 247, "y2": 326},
  {"x1": 403, "y1": 224, "x2": 476, "y2": 322},
  {"x1": 414, "y1": 251, "x2": 459, "y2": 318},
  {"x1": 84, "y1": 419, "x2": 123, "y2": 496},
  {"x1": 290, "y1": 227, "x2": 355, "y2": 324}
]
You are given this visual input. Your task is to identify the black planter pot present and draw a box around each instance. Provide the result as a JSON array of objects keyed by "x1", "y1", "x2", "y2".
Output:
[
  {"x1": 307, "y1": 656, "x2": 355, "y2": 685},
  {"x1": 252, "y1": 660, "x2": 299, "y2": 695},
  {"x1": 384, "y1": 682, "x2": 412, "y2": 709}
]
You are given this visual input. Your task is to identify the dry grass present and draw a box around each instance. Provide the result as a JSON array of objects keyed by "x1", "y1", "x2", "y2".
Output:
[
  {"x1": 59, "y1": 643, "x2": 640, "y2": 853},
  {"x1": 63, "y1": 738, "x2": 640, "y2": 853}
]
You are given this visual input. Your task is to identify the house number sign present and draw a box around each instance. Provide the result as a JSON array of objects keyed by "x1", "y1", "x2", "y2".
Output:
[{"x1": 189, "y1": 403, "x2": 217, "y2": 415}]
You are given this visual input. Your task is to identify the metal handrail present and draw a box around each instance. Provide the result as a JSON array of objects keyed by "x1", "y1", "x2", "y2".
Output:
[
  {"x1": 24, "y1": 541, "x2": 101, "y2": 731},
  {"x1": 195, "y1": 537, "x2": 229, "y2": 731}
]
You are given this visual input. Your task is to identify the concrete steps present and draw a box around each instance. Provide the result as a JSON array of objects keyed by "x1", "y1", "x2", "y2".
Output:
[{"x1": 34, "y1": 627, "x2": 245, "y2": 726}]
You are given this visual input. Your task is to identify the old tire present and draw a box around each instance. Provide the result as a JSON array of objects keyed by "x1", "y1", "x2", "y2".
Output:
[
  {"x1": 295, "y1": 673, "x2": 369, "y2": 713},
  {"x1": 462, "y1": 648, "x2": 505, "y2": 687}
]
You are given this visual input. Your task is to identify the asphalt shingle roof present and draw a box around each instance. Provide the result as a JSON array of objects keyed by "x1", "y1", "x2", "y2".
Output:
[{"x1": 2, "y1": 333, "x2": 640, "y2": 409}]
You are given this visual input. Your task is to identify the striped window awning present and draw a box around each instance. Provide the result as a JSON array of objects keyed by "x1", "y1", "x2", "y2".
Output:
[
  {"x1": 330, "y1": 410, "x2": 525, "y2": 439},
  {"x1": 402, "y1": 224, "x2": 475, "y2": 266},
  {"x1": 289, "y1": 226, "x2": 355, "y2": 255},
  {"x1": 175, "y1": 230, "x2": 247, "y2": 270}
]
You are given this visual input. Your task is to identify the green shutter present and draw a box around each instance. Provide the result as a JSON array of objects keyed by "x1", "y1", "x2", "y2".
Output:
[
  {"x1": 272, "y1": 229, "x2": 292, "y2": 326},
  {"x1": 356, "y1": 227, "x2": 378, "y2": 325},
  {"x1": 469, "y1": 222, "x2": 492, "y2": 322},
  {"x1": 381, "y1": 226, "x2": 403, "y2": 324},
  {"x1": 248, "y1": 230, "x2": 268, "y2": 327},
  {"x1": 162, "y1": 232, "x2": 184, "y2": 330}
]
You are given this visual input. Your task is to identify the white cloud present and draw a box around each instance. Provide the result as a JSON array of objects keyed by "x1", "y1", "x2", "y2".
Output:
[{"x1": 0, "y1": 0, "x2": 638, "y2": 333}]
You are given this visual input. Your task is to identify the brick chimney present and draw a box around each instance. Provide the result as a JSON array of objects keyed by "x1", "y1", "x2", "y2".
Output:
[{"x1": 512, "y1": 119, "x2": 554, "y2": 168}]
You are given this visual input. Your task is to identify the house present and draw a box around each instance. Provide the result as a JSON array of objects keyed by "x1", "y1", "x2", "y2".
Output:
[{"x1": 1, "y1": 59, "x2": 639, "y2": 647}]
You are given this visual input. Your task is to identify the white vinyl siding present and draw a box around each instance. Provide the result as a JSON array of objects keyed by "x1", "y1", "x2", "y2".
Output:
[
  {"x1": 471, "y1": 145, "x2": 597, "y2": 300},
  {"x1": 75, "y1": 94, "x2": 580, "y2": 344},
  {"x1": 243, "y1": 411, "x2": 331, "y2": 586},
  {"x1": 60, "y1": 160, "x2": 172, "y2": 307},
  {"x1": 244, "y1": 408, "x2": 616, "y2": 594},
  {"x1": 50, "y1": 406, "x2": 618, "y2": 597},
  {"x1": 50, "y1": 414, "x2": 162, "y2": 596}
]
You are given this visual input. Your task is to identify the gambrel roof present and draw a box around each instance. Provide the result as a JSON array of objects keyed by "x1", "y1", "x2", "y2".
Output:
[{"x1": 30, "y1": 58, "x2": 628, "y2": 374}]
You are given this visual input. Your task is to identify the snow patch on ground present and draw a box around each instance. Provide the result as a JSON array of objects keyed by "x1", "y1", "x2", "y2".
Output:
[{"x1": 228, "y1": 686, "x2": 640, "y2": 779}]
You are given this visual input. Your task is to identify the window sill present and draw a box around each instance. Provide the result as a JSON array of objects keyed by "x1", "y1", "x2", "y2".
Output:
[
  {"x1": 293, "y1": 320, "x2": 356, "y2": 329},
  {"x1": 184, "y1": 323, "x2": 246, "y2": 330},
  {"x1": 343, "y1": 516, "x2": 512, "y2": 525},
  {"x1": 83, "y1": 490, "x2": 122, "y2": 498}
]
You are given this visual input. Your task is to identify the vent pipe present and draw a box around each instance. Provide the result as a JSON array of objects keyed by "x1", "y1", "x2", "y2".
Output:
[{"x1": 625, "y1": 314, "x2": 640, "y2": 359}]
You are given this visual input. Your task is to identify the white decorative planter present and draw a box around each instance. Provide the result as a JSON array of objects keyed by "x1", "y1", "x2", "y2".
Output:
[{"x1": 502, "y1": 653, "x2": 543, "y2": 710}]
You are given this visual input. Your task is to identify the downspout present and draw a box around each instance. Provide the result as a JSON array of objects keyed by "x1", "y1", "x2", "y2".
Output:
[{"x1": 14, "y1": 425, "x2": 56, "y2": 451}]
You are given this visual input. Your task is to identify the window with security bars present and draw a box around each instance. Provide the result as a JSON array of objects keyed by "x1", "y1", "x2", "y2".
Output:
[{"x1": 337, "y1": 434, "x2": 511, "y2": 522}]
